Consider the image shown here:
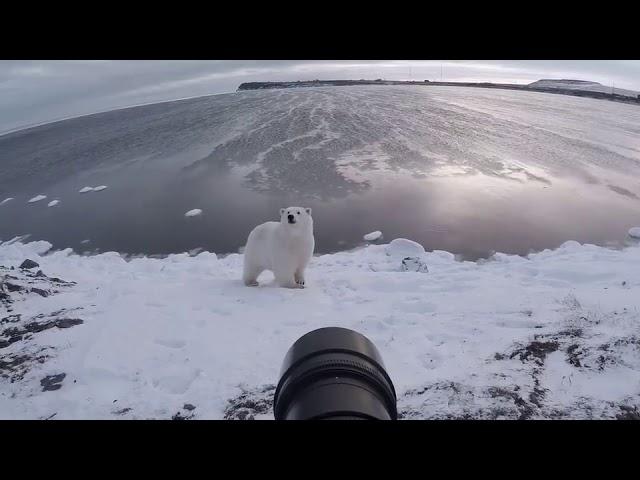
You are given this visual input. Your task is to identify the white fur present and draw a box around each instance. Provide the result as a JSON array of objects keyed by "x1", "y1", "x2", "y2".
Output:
[{"x1": 243, "y1": 207, "x2": 315, "y2": 288}]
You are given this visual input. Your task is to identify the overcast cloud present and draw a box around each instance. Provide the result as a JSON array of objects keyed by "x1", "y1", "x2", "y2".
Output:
[{"x1": 1, "y1": 60, "x2": 639, "y2": 134}]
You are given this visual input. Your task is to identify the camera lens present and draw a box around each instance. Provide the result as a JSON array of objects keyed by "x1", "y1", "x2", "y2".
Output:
[{"x1": 274, "y1": 327, "x2": 397, "y2": 420}]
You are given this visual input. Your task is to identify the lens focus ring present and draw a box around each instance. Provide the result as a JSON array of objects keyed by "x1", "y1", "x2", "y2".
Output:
[{"x1": 274, "y1": 327, "x2": 397, "y2": 420}]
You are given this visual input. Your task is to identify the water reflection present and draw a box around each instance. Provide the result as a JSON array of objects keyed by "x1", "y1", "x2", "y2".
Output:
[{"x1": 1, "y1": 86, "x2": 639, "y2": 259}]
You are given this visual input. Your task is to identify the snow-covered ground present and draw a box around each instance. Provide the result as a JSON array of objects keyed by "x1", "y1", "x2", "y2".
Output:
[
  {"x1": 2, "y1": 236, "x2": 639, "y2": 420},
  {"x1": 528, "y1": 79, "x2": 639, "y2": 98}
]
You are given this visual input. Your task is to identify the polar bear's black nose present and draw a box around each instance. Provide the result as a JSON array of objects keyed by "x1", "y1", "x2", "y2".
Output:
[{"x1": 288, "y1": 214, "x2": 295, "y2": 223}]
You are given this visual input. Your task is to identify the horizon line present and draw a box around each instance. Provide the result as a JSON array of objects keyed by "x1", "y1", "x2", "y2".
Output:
[
  {"x1": 2, "y1": 75, "x2": 635, "y2": 137},
  {"x1": 0, "y1": 89, "x2": 237, "y2": 138}
]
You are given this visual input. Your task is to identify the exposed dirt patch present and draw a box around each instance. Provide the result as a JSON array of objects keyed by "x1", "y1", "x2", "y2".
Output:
[
  {"x1": 1, "y1": 266, "x2": 79, "y2": 387},
  {"x1": 0, "y1": 348, "x2": 51, "y2": 382},
  {"x1": 113, "y1": 407, "x2": 133, "y2": 415},
  {"x1": 509, "y1": 340, "x2": 559, "y2": 365},
  {"x1": 1, "y1": 318, "x2": 84, "y2": 349}
]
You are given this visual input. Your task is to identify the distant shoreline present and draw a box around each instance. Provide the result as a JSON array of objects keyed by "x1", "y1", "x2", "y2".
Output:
[
  {"x1": 238, "y1": 79, "x2": 640, "y2": 106},
  {"x1": 3, "y1": 79, "x2": 637, "y2": 138}
]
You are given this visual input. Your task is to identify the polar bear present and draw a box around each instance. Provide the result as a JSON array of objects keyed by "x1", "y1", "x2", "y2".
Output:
[{"x1": 242, "y1": 207, "x2": 315, "y2": 288}]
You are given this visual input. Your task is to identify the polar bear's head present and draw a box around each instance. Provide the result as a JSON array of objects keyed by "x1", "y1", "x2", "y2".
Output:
[{"x1": 280, "y1": 206, "x2": 313, "y2": 230}]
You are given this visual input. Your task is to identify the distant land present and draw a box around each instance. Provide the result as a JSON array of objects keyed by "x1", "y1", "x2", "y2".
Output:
[
  {"x1": 529, "y1": 79, "x2": 640, "y2": 98},
  {"x1": 238, "y1": 79, "x2": 640, "y2": 105}
]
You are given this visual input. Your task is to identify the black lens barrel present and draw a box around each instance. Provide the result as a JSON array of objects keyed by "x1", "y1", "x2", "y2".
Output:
[{"x1": 274, "y1": 327, "x2": 397, "y2": 420}]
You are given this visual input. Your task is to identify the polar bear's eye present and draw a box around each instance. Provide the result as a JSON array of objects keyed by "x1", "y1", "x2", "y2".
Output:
[{"x1": 297, "y1": 211, "x2": 300, "y2": 215}]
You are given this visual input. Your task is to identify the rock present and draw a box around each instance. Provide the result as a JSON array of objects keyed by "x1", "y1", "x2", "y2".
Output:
[
  {"x1": 385, "y1": 238, "x2": 426, "y2": 258},
  {"x1": 55, "y1": 318, "x2": 84, "y2": 329},
  {"x1": 401, "y1": 257, "x2": 429, "y2": 273},
  {"x1": 41, "y1": 373, "x2": 66, "y2": 392},
  {"x1": 183, "y1": 403, "x2": 196, "y2": 411},
  {"x1": 19, "y1": 259, "x2": 39, "y2": 270},
  {"x1": 616, "y1": 405, "x2": 640, "y2": 420},
  {"x1": 171, "y1": 411, "x2": 195, "y2": 420},
  {"x1": 31, "y1": 288, "x2": 49, "y2": 297},
  {"x1": 35, "y1": 270, "x2": 46, "y2": 277},
  {"x1": 5, "y1": 282, "x2": 24, "y2": 293}
]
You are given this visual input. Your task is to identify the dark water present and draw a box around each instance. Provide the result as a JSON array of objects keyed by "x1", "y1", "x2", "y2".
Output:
[{"x1": 1, "y1": 86, "x2": 639, "y2": 260}]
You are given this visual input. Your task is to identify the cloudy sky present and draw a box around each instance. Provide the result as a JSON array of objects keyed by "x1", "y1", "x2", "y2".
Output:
[{"x1": 1, "y1": 60, "x2": 639, "y2": 134}]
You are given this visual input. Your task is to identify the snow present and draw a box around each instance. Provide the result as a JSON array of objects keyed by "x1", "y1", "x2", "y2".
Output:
[
  {"x1": 79, "y1": 187, "x2": 93, "y2": 193},
  {"x1": 0, "y1": 198, "x2": 14, "y2": 206},
  {"x1": 47, "y1": 200, "x2": 60, "y2": 207},
  {"x1": 2, "y1": 237, "x2": 639, "y2": 420},
  {"x1": 364, "y1": 231, "x2": 382, "y2": 241},
  {"x1": 529, "y1": 79, "x2": 640, "y2": 98},
  {"x1": 184, "y1": 209, "x2": 202, "y2": 217},
  {"x1": 629, "y1": 227, "x2": 640, "y2": 239},
  {"x1": 92, "y1": 186, "x2": 108, "y2": 192},
  {"x1": 27, "y1": 195, "x2": 47, "y2": 203}
]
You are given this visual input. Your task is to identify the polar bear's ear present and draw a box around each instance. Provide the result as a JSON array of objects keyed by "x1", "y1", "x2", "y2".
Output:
[
  {"x1": 305, "y1": 208, "x2": 312, "y2": 216},
  {"x1": 280, "y1": 208, "x2": 285, "y2": 216}
]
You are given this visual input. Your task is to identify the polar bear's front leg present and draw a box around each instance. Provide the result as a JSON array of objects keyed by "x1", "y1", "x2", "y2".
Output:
[
  {"x1": 274, "y1": 265, "x2": 303, "y2": 289},
  {"x1": 294, "y1": 268, "x2": 305, "y2": 287}
]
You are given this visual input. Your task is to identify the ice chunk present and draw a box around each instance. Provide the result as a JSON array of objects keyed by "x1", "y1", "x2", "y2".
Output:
[
  {"x1": 385, "y1": 238, "x2": 425, "y2": 258},
  {"x1": 363, "y1": 230, "x2": 382, "y2": 241},
  {"x1": 559, "y1": 240, "x2": 582, "y2": 250},
  {"x1": 629, "y1": 227, "x2": 640, "y2": 239},
  {"x1": 93, "y1": 185, "x2": 108, "y2": 192},
  {"x1": 47, "y1": 200, "x2": 60, "y2": 207},
  {"x1": 28, "y1": 195, "x2": 47, "y2": 203},
  {"x1": 79, "y1": 187, "x2": 93, "y2": 193},
  {"x1": 185, "y1": 209, "x2": 203, "y2": 217},
  {"x1": 0, "y1": 197, "x2": 14, "y2": 205}
]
